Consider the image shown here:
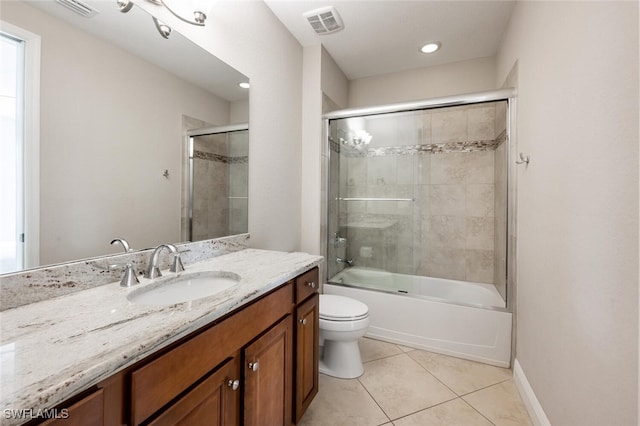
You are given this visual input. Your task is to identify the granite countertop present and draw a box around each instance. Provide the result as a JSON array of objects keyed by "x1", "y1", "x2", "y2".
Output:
[{"x1": 0, "y1": 248, "x2": 323, "y2": 424}]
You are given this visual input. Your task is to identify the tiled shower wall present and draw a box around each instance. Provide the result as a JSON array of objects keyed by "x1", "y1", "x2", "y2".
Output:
[
  {"x1": 192, "y1": 133, "x2": 230, "y2": 240},
  {"x1": 328, "y1": 102, "x2": 507, "y2": 290},
  {"x1": 191, "y1": 131, "x2": 248, "y2": 241}
]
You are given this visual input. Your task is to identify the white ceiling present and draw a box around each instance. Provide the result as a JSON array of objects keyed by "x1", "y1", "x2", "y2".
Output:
[{"x1": 264, "y1": 0, "x2": 516, "y2": 80}]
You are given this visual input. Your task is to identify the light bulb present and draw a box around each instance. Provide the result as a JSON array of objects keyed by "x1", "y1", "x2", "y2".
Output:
[{"x1": 420, "y1": 42, "x2": 441, "y2": 54}]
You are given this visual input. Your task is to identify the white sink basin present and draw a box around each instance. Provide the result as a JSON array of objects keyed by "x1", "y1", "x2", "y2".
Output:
[{"x1": 127, "y1": 271, "x2": 240, "y2": 306}]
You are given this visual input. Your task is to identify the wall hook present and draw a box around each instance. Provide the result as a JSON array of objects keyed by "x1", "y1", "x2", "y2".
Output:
[
  {"x1": 516, "y1": 153, "x2": 530, "y2": 165},
  {"x1": 162, "y1": 169, "x2": 170, "y2": 178}
]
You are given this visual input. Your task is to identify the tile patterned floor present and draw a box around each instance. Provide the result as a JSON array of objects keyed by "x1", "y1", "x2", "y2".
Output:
[{"x1": 298, "y1": 338, "x2": 532, "y2": 426}]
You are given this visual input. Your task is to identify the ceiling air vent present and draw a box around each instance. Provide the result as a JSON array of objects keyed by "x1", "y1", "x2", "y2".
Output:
[
  {"x1": 303, "y1": 6, "x2": 344, "y2": 35},
  {"x1": 55, "y1": 0, "x2": 99, "y2": 18}
]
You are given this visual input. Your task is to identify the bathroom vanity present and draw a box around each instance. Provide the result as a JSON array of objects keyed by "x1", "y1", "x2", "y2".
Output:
[{"x1": 0, "y1": 249, "x2": 322, "y2": 425}]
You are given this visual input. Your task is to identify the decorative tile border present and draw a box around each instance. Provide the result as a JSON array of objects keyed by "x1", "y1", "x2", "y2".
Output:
[
  {"x1": 329, "y1": 137, "x2": 503, "y2": 157},
  {"x1": 194, "y1": 150, "x2": 248, "y2": 164},
  {"x1": 0, "y1": 234, "x2": 250, "y2": 311}
]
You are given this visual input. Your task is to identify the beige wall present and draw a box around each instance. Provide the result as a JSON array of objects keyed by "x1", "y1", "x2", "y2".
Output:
[
  {"x1": 2, "y1": 1, "x2": 231, "y2": 265},
  {"x1": 301, "y1": 46, "x2": 349, "y2": 257},
  {"x1": 497, "y1": 2, "x2": 639, "y2": 424},
  {"x1": 321, "y1": 46, "x2": 349, "y2": 110},
  {"x1": 301, "y1": 45, "x2": 323, "y2": 254},
  {"x1": 348, "y1": 56, "x2": 496, "y2": 108}
]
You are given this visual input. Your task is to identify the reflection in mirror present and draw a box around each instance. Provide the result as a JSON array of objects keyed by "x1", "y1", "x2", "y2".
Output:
[
  {"x1": 0, "y1": 0, "x2": 249, "y2": 274},
  {"x1": 186, "y1": 125, "x2": 249, "y2": 241}
]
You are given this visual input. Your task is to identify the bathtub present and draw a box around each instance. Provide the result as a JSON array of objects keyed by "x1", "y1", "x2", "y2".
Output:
[{"x1": 325, "y1": 267, "x2": 512, "y2": 367}]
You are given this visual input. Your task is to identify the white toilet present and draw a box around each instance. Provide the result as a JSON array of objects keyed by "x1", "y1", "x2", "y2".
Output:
[{"x1": 319, "y1": 294, "x2": 370, "y2": 379}]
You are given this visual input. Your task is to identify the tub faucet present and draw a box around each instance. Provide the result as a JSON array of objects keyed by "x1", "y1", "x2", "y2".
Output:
[
  {"x1": 145, "y1": 244, "x2": 184, "y2": 279},
  {"x1": 336, "y1": 257, "x2": 354, "y2": 267}
]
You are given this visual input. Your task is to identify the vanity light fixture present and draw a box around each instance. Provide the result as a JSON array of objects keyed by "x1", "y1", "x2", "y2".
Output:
[
  {"x1": 238, "y1": 82, "x2": 250, "y2": 89},
  {"x1": 420, "y1": 42, "x2": 441, "y2": 54},
  {"x1": 117, "y1": 0, "x2": 213, "y2": 39},
  {"x1": 153, "y1": 16, "x2": 172, "y2": 39},
  {"x1": 157, "y1": 0, "x2": 212, "y2": 26}
]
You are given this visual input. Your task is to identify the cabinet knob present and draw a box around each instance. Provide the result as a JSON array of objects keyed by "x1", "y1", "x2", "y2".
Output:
[
  {"x1": 299, "y1": 318, "x2": 307, "y2": 325},
  {"x1": 306, "y1": 281, "x2": 316, "y2": 289},
  {"x1": 248, "y1": 361, "x2": 259, "y2": 372},
  {"x1": 227, "y1": 379, "x2": 240, "y2": 391}
]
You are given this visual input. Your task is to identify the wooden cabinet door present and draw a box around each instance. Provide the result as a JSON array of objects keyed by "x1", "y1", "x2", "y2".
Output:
[
  {"x1": 244, "y1": 316, "x2": 293, "y2": 426},
  {"x1": 294, "y1": 293, "x2": 319, "y2": 423},
  {"x1": 148, "y1": 357, "x2": 240, "y2": 426}
]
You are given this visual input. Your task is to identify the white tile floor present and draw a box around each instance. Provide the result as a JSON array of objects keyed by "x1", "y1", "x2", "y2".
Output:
[{"x1": 298, "y1": 338, "x2": 532, "y2": 426}]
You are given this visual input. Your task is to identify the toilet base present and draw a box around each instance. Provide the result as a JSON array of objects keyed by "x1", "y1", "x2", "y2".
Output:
[{"x1": 319, "y1": 339, "x2": 364, "y2": 379}]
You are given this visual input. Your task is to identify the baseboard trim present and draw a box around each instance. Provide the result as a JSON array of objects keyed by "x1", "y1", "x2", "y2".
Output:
[{"x1": 513, "y1": 359, "x2": 552, "y2": 426}]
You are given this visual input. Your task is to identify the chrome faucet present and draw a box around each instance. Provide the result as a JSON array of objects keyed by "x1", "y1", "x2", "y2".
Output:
[
  {"x1": 110, "y1": 238, "x2": 132, "y2": 253},
  {"x1": 145, "y1": 244, "x2": 184, "y2": 279},
  {"x1": 333, "y1": 232, "x2": 347, "y2": 248},
  {"x1": 336, "y1": 257, "x2": 354, "y2": 267}
]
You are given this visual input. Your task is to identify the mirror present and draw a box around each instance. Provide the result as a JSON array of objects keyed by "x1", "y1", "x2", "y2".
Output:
[{"x1": 0, "y1": 0, "x2": 249, "y2": 274}]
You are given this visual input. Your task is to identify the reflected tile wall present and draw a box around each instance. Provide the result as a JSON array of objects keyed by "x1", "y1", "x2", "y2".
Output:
[
  {"x1": 192, "y1": 133, "x2": 228, "y2": 240},
  {"x1": 191, "y1": 131, "x2": 249, "y2": 241}
]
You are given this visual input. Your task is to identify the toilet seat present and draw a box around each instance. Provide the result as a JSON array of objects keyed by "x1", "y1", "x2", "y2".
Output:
[{"x1": 320, "y1": 294, "x2": 369, "y2": 322}]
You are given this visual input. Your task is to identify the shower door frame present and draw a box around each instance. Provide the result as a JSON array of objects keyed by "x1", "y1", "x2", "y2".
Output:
[{"x1": 321, "y1": 88, "x2": 518, "y2": 313}]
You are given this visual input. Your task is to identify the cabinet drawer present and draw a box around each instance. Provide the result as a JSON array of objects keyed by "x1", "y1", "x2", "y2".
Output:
[
  {"x1": 295, "y1": 268, "x2": 318, "y2": 304},
  {"x1": 131, "y1": 283, "x2": 293, "y2": 425},
  {"x1": 40, "y1": 389, "x2": 103, "y2": 426}
]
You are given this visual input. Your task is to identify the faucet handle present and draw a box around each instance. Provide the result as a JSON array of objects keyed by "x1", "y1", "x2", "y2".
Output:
[
  {"x1": 110, "y1": 263, "x2": 140, "y2": 287},
  {"x1": 333, "y1": 233, "x2": 347, "y2": 248}
]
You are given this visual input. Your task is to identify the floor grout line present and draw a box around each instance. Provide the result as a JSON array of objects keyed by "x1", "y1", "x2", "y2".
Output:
[
  {"x1": 385, "y1": 395, "x2": 460, "y2": 423},
  {"x1": 403, "y1": 349, "x2": 463, "y2": 397},
  {"x1": 458, "y1": 377, "x2": 514, "y2": 398},
  {"x1": 355, "y1": 374, "x2": 392, "y2": 425},
  {"x1": 459, "y1": 397, "x2": 499, "y2": 426}
]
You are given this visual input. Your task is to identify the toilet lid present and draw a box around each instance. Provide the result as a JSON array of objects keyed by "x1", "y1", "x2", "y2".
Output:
[{"x1": 320, "y1": 294, "x2": 369, "y2": 321}]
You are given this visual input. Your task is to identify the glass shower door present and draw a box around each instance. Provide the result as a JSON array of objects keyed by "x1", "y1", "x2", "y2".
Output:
[
  {"x1": 328, "y1": 111, "x2": 423, "y2": 292},
  {"x1": 326, "y1": 100, "x2": 509, "y2": 306}
]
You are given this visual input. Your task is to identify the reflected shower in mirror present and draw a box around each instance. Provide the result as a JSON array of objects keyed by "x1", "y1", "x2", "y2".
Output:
[
  {"x1": 185, "y1": 125, "x2": 249, "y2": 241},
  {"x1": 0, "y1": 0, "x2": 249, "y2": 274}
]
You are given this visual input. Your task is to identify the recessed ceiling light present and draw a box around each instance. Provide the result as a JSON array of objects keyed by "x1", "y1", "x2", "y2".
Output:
[
  {"x1": 238, "y1": 82, "x2": 250, "y2": 89},
  {"x1": 420, "y1": 42, "x2": 441, "y2": 54}
]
